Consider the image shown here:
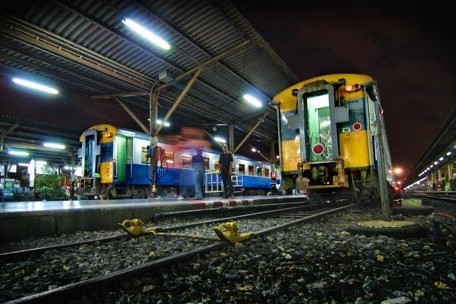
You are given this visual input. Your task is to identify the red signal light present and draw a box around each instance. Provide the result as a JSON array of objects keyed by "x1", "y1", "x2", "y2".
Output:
[
  {"x1": 352, "y1": 122, "x2": 362, "y2": 131},
  {"x1": 312, "y1": 143, "x2": 324, "y2": 155}
]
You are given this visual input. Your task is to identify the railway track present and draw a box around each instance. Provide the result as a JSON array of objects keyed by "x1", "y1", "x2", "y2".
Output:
[
  {"x1": 1, "y1": 202, "x2": 355, "y2": 303},
  {"x1": 410, "y1": 191, "x2": 456, "y2": 201}
]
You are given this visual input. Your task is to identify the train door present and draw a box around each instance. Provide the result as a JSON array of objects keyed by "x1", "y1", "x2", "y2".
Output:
[
  {"x1": 78, "y1": 129, "x2": 100, "y2": 191},
  {"x1": 296, "y1": 84, "x2": 348, "y2": 188},
  {"x1": 297, "y1": 86, "x2": 338, "y2": 162},
  {"x1": 114, "y1": 135, "x2": 127, "y2": 183}
]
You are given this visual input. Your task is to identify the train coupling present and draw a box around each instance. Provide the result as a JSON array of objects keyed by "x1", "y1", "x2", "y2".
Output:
[{"x1": 214, "y1": 221, "x2": 252, "y2": 243}]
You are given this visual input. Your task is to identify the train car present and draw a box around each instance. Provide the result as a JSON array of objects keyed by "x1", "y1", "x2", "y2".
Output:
[
  {"x1": 77, "y1": 124, "x2": 274, "y2": 199},
  {"x1": 271, "y1": 73, "x2": 395, "y2": 203}
]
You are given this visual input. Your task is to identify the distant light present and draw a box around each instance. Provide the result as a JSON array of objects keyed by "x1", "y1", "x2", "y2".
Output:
[
  {"x1": 43, "y1": 142, "x2": 66, "y2": 150},
  {"x1": 8, "y1": 150, "x2": 29, "y2": 157},
  {"x1": 392, "y1": 167, "x2": 403, "y2": 175},
  {"x1": 156, "y1": 119, "x2": 170, "y2": 127},
  {"x1": 214, "y1": 136, "x2": 226, "y2": 144},
  {"x1": 243, "y1": 94, "x2": 262, "y2": 108},
  {"x1": 122, "y1": 18, "x2": 171, "y2": 50},
  {"x1": 12, "y1": 78, "x2": 59, "y2": 95},
  {"x1": 148, "y1": 118, "x2": 170, "y2": 127}
]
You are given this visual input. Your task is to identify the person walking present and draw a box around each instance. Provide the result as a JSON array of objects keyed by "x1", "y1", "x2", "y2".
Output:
[
  {"x1": 219, "y1": 143, "x2": 234, "y2": 198},
  {"x1": 192, "y1": 147, "x2": 205, "y2": 200}
]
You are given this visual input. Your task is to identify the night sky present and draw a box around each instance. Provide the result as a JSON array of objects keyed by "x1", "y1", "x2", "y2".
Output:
[{"x1": 232, "y1": 0, "x2": 456, "y2": 181}]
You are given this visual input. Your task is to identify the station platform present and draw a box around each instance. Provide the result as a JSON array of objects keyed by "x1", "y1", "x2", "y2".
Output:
[{"x1": 0, "y1": 195, "x2": 305, "y2": 243}]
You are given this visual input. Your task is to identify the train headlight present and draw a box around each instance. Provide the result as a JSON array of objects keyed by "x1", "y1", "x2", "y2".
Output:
[{"x1": 344, "y1": 84, "x2": 361, "y2": 92}]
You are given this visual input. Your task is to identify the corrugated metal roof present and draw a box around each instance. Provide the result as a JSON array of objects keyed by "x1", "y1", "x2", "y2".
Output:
[{"x1": 0, "y1": 0, "x2": 298, "y2": 164}]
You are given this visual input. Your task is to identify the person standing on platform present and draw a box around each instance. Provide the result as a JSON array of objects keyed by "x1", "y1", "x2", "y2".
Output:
[
  {"x1": 219, "y1": 143, "x2": 234, "y2": 198},
  {"x1": 192, "y1": 147, "x2": 205, "y2": 200}
]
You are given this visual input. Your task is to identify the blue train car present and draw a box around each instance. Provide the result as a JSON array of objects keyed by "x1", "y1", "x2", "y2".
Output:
[{"x1": 78, "y1": 124, "x2": 275, "y2": 199}]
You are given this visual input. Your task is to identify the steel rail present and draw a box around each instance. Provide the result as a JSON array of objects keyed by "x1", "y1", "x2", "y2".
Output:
[
  {"x1": 4, "y1": 204, "x2": 354, "y2": 303},
  {"x1": 0, "y1": 201, "x2": 336, "y2": 260}
]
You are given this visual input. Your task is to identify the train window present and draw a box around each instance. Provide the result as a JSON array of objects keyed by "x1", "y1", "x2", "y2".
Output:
[
  {"x1": 181, "y1": 153, "x2": 191, "y2": 168},
  {"x1": 256, "y1": 167, "x2": 262, "y2": 176},
  {"x1": 248, "y1": 165, "x2": 254, "y2": 175},
  {"x1": 141, "y1": 146, "x2": 148, "y2": 164},
  {"x1": 238, "y1": 163, "x2": 245, "y2": 174},
  {"x1": 265, "y1": 168, "x2": 270, "y2": 177},
  {"x1": 203, "y1": 157, "x2": 209, "y2": 170},
  {"x1": 161, "y1": 150, "x2": 173, "y2": 167}
]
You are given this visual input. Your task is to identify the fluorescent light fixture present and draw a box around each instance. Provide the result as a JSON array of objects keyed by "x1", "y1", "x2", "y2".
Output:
[
  {"x1": 214, "y1": 136, "x2": 226, "y2": 144},
  {"x1": 43, "y1": 142, "x2": 66, "y2": 150},
  {"x1": 118, "y1": 129, "x2": 136, "y2": 137},
  {"x1": 243, "y1": 94, "x2": 262, "y2": 108},
  {"x1": 12, "y1": 78, "x2": 59, "y2": 95},
  {"x1": 8, "y1": 150, "x2": 29, "y2": 157},
  {"x1": 122, "y1": 18, "x2": 171, "y2": 50}
]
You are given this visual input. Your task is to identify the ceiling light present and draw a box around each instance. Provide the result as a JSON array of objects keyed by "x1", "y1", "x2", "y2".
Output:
[
  {"x1": 12, "y1": 78, "x2": 59, "y2": 95},
  {"x1": 43, "y1": 142, "x2": 66, "y2": 150},
  {"x1": 148, "y1": 118, "x2": 170, "y2": 127},
  {"x1": 214, "y1": 136, "x2": 226, "y2": 144},
  {"x1": 122, "y1": 18, "x2": 171, "y2": 50},
  {"x1": 8, "y1": 150, "x2": 29, "y2": 157},
  {"x1": 157, "y1": 119, "x2": 170, "y2": 127},
  {"x1": 243, "y1": 94, "x2": 262, "y2": 108}
]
